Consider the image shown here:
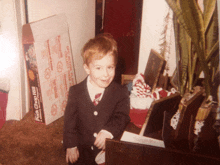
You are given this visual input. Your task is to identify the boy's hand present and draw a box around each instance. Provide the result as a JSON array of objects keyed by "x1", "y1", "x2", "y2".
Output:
[
  {"x1": 66, "y1": 147, "x2": 79, "y2": 164},
  {"x1": 94, "y1": 132, "x2": 111, "y2": 150}
]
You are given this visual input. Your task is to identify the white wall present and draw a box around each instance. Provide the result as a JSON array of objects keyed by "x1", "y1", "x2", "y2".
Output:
[
  {"x1": 0, "y1": 0, "x2": 95, "y2": 121},
  {"x1": 138, "y1": 0, "x2": 176, "y2": 76},
  {"x1": 27, "y1": 0, "x2": 96, "y2": 83},
  {"x1": 0, "y1": 0, "x2": 26, "y2": 121}
]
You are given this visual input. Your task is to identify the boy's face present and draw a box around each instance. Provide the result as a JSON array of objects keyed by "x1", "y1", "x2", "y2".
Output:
[{"x1": 84, "y1": 53, "x2": 116, "y2": 89}]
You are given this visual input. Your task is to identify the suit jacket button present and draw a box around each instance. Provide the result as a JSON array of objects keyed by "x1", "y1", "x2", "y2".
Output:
[
  {"x1": 94, "y1": 111, "x2": 98, "y2": 116},
  {"x1": 91, "y1": 146, "x2": 94, "y2": 150},
  {"x1": 93, "y1": 132, "x2": 98, "y2": 137}
]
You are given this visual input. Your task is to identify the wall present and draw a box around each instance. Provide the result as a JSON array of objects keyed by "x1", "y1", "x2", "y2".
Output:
[
  {"x1": 0, "y1": 0, "x2": 25, "y2": 121},
  {"x1": 138, "y1": 0, "x2": 176, "y2": 76},
  {"x1": 0, "y1": 0, "x2": 95, "y2": 121}
]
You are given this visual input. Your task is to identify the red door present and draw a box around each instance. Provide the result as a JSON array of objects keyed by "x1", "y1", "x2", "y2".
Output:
[{"x1": 104, "y1": 0, "x2": 143, "y2": 83}]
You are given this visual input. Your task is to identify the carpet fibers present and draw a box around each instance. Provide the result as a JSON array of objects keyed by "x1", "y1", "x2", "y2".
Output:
[{"x1": 0, "y1": 111, "x2": 66, "y2": 165}]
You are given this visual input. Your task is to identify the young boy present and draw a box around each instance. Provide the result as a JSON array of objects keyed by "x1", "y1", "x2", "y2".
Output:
[{"x1": 63, "y1": 33, "x2": 130, "y2": 165}]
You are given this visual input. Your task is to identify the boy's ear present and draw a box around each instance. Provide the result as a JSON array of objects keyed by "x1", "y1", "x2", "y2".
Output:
[{"x1": 83, "y1": 64, "x2": 90, "y2": 75}]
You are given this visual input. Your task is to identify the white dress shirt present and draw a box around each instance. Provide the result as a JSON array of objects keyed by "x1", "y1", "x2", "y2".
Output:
[{"x1": 87, "y1": 76, "x2": 113, "y2": 139}]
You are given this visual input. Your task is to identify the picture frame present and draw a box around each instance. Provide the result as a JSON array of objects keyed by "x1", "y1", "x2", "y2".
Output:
[{"x1": 144, "y1": 49, "x2": 166, "y2": 92}]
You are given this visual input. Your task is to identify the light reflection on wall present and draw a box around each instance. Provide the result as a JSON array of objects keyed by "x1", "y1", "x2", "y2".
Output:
[
  {"x1": 138, "y1": 0, "x2": 176, "y2": 76},
  {"x1": 0, "y1": 33, "x2": 17, "y2": 79}
]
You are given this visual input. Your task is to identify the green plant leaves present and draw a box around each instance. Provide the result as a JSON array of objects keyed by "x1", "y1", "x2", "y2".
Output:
[
  {"x1": 165, "y1": 0, "x2": 218, "y2": 98},
  {"x1": 204, "y1": 0, "x2": 217, "y2": 31}
]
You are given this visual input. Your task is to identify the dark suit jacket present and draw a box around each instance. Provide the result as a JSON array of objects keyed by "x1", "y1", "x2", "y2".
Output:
[{"x1": 63, "y1": 77, "x2": 130, "y2": 156}]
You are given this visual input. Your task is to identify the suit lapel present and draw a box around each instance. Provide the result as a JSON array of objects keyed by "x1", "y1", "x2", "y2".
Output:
[
  {"x1": 98, "y1": 82, "x2": 115, "y2": 105},
  {"x1": 81, "y1": 77, "x2": 95, "y2": 106}
]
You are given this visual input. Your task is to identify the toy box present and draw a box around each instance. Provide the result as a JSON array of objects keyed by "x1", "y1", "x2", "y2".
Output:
[{"x1": 22, "y1": 14, "x2": 76, "y2": 125}]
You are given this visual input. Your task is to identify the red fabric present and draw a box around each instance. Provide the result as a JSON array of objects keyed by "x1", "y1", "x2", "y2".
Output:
[
  {"x1": 129, "y1": 108, "x2": 148, "y2": 128},
  {"x1": 0, "y1": 91, "x2": 8, "y2": 129}
]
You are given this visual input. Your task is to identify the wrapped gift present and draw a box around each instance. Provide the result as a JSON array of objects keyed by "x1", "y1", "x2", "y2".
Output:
[
  {"x1": 129, "y1": 74, "x2": 154, "y2": 128},
  {"x1": 129, "y1": 73, "x2": 178, "y2": 129},
  {"x1": 129, "y1": 108, "x2": 149, "y2": 128}
]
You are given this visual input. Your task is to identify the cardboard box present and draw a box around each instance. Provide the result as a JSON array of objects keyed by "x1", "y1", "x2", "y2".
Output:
[{"x1": 22, "y1": 14, "x2": 76, "y2": 125}]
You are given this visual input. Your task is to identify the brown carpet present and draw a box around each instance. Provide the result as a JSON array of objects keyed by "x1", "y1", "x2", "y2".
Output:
[{"x1": 0, "y1": 111, "x2": 66, "y2": 165}]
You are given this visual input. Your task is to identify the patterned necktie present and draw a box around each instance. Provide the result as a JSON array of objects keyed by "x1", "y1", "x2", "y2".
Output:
[{"x1": 93, "y1": 93, "x2": 102, "y2": 106}]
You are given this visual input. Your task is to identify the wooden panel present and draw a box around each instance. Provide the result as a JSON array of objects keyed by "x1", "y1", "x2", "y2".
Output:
[
  {"x1": 175, "y1": 90, "x2": 205, "y2": 140},
  {"x1": 143, "y1": 93, "x2": 182, "y2": 136},
  {"x1": 162, "y1": 89, "x2": 205, "y2": 151},
  {"x1": 106, "y1": 139, "x2": 220, "y2": 165}
]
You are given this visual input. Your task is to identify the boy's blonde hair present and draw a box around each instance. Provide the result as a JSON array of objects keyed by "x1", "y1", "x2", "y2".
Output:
[{"x1": 81, "y1": 33, "x2": 118, "y2": 65}]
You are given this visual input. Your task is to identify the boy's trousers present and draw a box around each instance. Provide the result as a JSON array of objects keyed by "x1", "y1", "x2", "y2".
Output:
[{"x1": 68, "y1": 146, "x2": 98, "y2": 165}]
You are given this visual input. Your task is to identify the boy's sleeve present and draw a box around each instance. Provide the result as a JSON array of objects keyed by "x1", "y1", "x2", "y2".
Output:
[
  {"x1": 103, "y1": 86, "x2": 130, "y2": 138},
  {"x1": 63, "y1": 86, "x2": 78, "y2": 149}
]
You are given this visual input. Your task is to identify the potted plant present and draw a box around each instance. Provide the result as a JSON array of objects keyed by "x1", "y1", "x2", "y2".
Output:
[
  {"x1": 163, "y1": 0, "x2": 219, "y2": 154},
  {"x1": 165, "y1": 0, "x2": 219, "y2": 98}
]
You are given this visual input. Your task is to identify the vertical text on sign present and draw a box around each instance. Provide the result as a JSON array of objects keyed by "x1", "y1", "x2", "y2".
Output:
[{"x1": 31, "y1": 86, "x2": 43, "y2": 122}]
